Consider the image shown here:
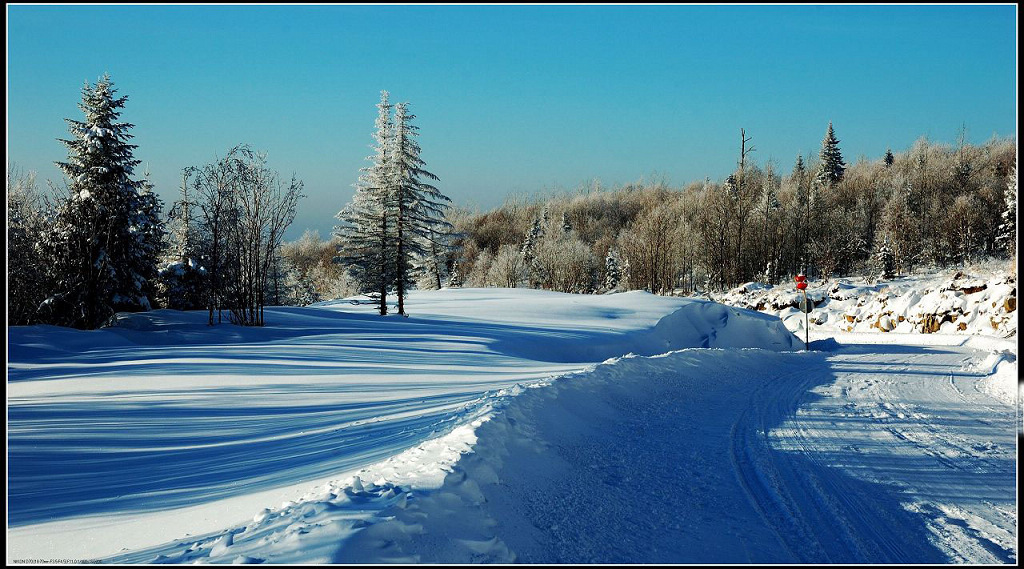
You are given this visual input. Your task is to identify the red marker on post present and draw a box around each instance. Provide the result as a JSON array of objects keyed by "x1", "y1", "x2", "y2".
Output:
[{"x1": 795, "y1": 274, "x2": 809, "y2": 350}]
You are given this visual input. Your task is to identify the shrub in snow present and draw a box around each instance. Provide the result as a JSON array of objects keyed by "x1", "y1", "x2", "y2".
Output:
[
  {"x1": 466, "y1": 250, "x2": 494, "y2": 288},
  {"x1": 874, "y1": 238, "x2": 897, "y2": 280},
  {"x1": 284, "y1": 267, "x2": 321, "y2": 306},
  {"x1": 156, "y1": 258, "x2": 207, "y2": 311},
  {"x1": 486, "y1": 244, "x2": 525, "y2": 288},
  {"x1": 534, "y1": 235, "x2": 597, "y2": 293}
]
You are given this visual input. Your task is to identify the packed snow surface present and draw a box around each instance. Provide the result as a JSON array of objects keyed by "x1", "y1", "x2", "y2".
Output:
[{"x1": 7, "y1": 287, "x2": 1016, "y2": 563}]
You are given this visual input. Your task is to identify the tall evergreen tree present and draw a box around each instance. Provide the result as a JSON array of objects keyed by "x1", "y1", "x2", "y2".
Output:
[
  {"x1": 134, "y1": 173, "x2": 166, "y2": 308},
  {"x1": 335, "y1": 90, "x2": 396, "y2": 315},
  {"x1": 816, "y1": 121, "x2": 846, "y2": 188},
  {"x1": 521, "y1": 217, "x2": 543, "y2": 288},
  {"x1": 43, "y1": 74, "x2": 163, "y2": 328},
  {"x1": 390, "y1": 101, "x2": 452, "y2": 316},
  {"x1": 884, "y1": 148, "x2": 895, "y2": 168}
]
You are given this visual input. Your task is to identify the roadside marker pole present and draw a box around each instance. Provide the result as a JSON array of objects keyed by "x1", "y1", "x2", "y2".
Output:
[
  {"x1": 803, "y1": 289, "x2": 809, "y2": 351},
  {"x1": 796, "y1": 274, "x2": 809, "y2": 351}
]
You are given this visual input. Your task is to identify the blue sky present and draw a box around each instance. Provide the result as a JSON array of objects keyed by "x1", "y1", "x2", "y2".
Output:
[{"x1": 7, "y1": 4, "x2": 1017, "y2": 240}]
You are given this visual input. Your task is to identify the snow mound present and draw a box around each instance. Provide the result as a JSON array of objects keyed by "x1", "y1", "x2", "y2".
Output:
[{"x1": 318, "y1": 288, "x2": 800, "y2": 362}]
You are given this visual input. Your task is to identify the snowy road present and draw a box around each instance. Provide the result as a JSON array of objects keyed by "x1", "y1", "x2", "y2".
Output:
[{"x1": 334, "y1": 339, "x2": 1016, "y2": 564}]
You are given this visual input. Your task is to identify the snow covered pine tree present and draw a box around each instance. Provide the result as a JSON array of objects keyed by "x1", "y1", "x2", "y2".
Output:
[
  {"x1": 390, "y1": 101, "x2": 452, "y2": 316},
  {"x1": 336, "y1": 90, "x2": 398, "y2": 315},
  {"x1": 43, "y1": 73, "x2": 164, "y2": 329},
  {"x1": 337, "y1": 93, "x2": 451, "y2": 315}
]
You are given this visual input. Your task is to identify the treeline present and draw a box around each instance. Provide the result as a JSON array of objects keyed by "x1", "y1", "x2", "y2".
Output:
[
  {"x1": 446, "y1": 128, "x2": 1017, "y2": 295},
  {"x1": 8, "y1": 76, "x2": 1018, "y2": 328}
]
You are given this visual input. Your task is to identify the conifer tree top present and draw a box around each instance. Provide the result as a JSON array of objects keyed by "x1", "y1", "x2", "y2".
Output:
[
  {"x1": 816, "y1": 121, "x2": 846, "y2": 188},
  {"x1": 56, "y1": 73, "x2": 141, "y2": 196}
]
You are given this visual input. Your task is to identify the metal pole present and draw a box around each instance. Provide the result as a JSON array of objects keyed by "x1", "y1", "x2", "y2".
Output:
[{"x1": 803, "y1": 289, "x2": 809, "y2": 350}]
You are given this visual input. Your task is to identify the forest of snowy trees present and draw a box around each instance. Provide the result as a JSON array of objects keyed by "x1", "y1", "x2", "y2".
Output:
[
  {"x1": 442, "y1": 127, "x2": 1017, "y2": 295},
  {"x1": 6, "y1": 75, "x2": 1019, "y2": 328}
]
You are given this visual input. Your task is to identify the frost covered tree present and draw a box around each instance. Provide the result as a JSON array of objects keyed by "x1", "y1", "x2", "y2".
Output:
[
  {"x1": 486, "y1": 244, "x2": 525, "y2": 288},
  {"x1": 816, "y1": 122, "x2": 846, "y2": 188},
  {"x1": 7, "y1": 165, "x2": 50, "y2": 325},
  {"x1": 135, "y1": 172, "x2": 165, "y2": 307},
  {"x1": 759, "y1": 163, "x2": 782, "y2": 284},
  {"x1": 414, "y1": 224, "x2": 454, "y2": 290},
  {"x1": 390, "y1": 101, "x2": 452, "y2": 315},
  {"x1": 192, "y1": 152, "x2": 242, "y2": 324},
  {"x1": 466, "y1": 249, "x2": 494, "y2": 287},
  {"x1": 619, "y1": 201, "x2": 680, "y2": 293},
  {"x1": 534, "y1": 235, "x2": 596, "y2": 293},
  {"x1": 878, "y1": 185, "x2": 921, "y2": 274},
  {"x1": 336, "y1": 91, "x2": 397, "y2": 315},
  {"x1": 157, "y1": 168, "x2": 207, "y2": 311},
  {"x1": 521, "y1": 217, "x2": 543, "y2": 288},
  {"x1": 280, "y1": 230, "x2": 351, "y2": 304},
  {"x1": 336, "y1": 94, "x2": 451, "y2": 315},
  {"x1": 997, "y1": 163, "x2": 1016, "y2": 260},
  {"x1": 446, "y1": 260, "x2": 463, "y2": 288},
  {"x1": 874, "y1": 237, "x2": 897, "y2": 279},
  {"x1": 42, "y1": 74, "x2": 164, "y2": 329},
  {"x1": 789, "y1": 154, "x2": 813, "y2": 263},
  {"x1": 187, "y1": 145, "x2": 302, "y2": 326},
  {"x1": 226, "y1": 146, "x2": 303, "y2": 326},
  {"x1": 604, "y1": 248, "x2": 622, "y2": 291}
]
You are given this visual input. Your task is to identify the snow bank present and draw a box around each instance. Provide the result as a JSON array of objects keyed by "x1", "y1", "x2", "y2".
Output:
[{"x1": 318, "y1": 288, "x2": 799, "y2": 361}]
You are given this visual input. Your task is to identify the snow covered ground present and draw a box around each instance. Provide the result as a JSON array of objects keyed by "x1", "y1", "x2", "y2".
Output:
[{"x1": 6, "y1": 286, "x2": 1017, "y2": 564}]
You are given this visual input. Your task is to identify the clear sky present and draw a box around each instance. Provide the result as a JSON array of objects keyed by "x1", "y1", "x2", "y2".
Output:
[{"x1": 7, "y1": 4, "x2": 1018, "y2": 240}]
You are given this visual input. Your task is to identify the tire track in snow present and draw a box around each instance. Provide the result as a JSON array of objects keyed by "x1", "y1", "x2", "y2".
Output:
[
  {"x1": 766, "y1": 342, "x2": 1016, "y2": 564},
  {"x1": 728, "y1": 354, "x2": 921, "y2": 563}
]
